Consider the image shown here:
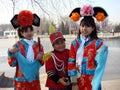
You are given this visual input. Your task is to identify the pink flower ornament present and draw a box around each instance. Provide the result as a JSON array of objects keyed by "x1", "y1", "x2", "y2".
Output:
[{"x1": 80, "y1": 5, "x2": 94, "y2": 16}]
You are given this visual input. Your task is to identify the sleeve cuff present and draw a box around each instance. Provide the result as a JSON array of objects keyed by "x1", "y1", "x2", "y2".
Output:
[{"x1": 47, "y1": 71, "x2": 60, "y2": 84}]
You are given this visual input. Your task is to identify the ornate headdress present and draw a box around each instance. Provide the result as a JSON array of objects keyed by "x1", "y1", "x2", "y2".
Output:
[
  {"x1": 69, "y1": 5, "x2": 108, "y2": 22},
  {"x1": 11, "y1": 10, "x2": 40, "y2": 29}
]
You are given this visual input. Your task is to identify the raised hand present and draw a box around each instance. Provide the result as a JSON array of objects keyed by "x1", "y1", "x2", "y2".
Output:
[
  {"x1": 72, "y1": 83, "x2": 79, "y2": 90},
  {"x1": 58, "y1": 77, "x2": 71, "y2": 86},
  {"x1": 8, "y1": 46, "x2": 18, "y2": 54},
  {"x1": 36, "y1": 52, "x2": 44, "y2": 61}
]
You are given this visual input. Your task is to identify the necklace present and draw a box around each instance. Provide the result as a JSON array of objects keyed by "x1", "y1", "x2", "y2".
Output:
[{"x1": 51, "y1": 53, "x2": 65, "y2": 73}]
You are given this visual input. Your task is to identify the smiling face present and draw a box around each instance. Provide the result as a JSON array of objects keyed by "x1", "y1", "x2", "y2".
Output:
[
  {"x1": 78, "y1": 16, "x2": 98, "y2": 38},
  {"x1": 53, "y1": 38, "x2": 66, "y2": 52},
  {"x1": 80, "y1": 24, "x2": 94, "y2": 36},
  {"x1": 21, "y1": 26, "x2": 34, "y2": 40}
]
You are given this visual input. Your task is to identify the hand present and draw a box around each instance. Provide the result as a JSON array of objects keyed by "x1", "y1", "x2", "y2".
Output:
[
  {"x1": 58, "y1": 77, "x2": 70, "y2": 86},
  {"x1": 64, "y1": 77, "x2": 70, "y2": 84},
  {"x1": 8, "y1": 46, "x2": 18, "y2": 54},
  {"x1": 72, "y1": 83, "x2": 79, "y2": 90},
  {"x1": 36, "y1": 52, "x2": 44, "y2": 61}
]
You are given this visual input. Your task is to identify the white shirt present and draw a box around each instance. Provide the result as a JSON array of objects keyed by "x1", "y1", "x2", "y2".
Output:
[
  {"x1": 24, "y1": 39, "x2": 34, "y2": 62},
  {"x1": 76, "y1": 35, "x2": 90, "y2": 78}
]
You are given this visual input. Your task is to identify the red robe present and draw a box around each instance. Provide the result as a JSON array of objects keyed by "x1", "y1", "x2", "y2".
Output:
[{"x1": 68, "y1": 38, "x2": 103, "y2": 90}]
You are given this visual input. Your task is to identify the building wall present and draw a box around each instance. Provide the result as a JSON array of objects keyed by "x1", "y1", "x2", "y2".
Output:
[{"x1": 4, "y1": 30, "x2": 17, "y2": 38}]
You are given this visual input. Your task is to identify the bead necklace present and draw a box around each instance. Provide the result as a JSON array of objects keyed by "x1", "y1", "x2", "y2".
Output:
[{"x1": 51, "y1": 53, "x2": 65, "y2": 73}]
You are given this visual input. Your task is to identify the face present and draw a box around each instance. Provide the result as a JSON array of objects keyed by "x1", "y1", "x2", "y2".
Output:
[
  {"x1": 80, "y1": 24, "x2": 94, "y2": 36},
  {"x1": 53, "y1": 38, "x2": 65, "y2": 52},
  {"x1": 21, "y1": 27, "x2": 34, "y2": 40}
]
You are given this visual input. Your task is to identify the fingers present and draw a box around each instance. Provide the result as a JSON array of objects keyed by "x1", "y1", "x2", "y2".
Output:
[
  {"x1": 72, "y1": 83, "x2": 79, "y2": 90},
  {"x1": 36, "y1": 52, "x2": 44, "y2": 60},
  {"x1": 58, "y1": 77, "x2": 71, "y2": 86},
  {"x1": 8, "y1": 46, "x2": 18, "y2": 54}
]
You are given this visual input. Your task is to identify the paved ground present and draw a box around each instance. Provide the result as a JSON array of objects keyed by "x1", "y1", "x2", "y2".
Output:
[{"x1": 0, "y1": 73, "x2": 120, "y2": 90}]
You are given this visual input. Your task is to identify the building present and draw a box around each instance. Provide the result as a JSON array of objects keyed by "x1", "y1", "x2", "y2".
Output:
[{"x1": 4, "y1": 30, "x2": 17, "y2": 38}]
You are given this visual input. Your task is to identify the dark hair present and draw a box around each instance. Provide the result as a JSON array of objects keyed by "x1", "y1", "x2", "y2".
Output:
[
  {"x1": 17, "y1": 26, "x2": 33, "y2": 38},
  {"x1": 77, "y1": 16, "x2": 98, "y2": 39}
]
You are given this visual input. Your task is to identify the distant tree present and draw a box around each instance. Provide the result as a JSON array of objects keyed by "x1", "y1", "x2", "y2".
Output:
[
  {"x1": 11, "y1": 0, "x2": 15, "y2": 15},
  {"x1": 0, "y1": 24, "x2": 14, "y2": 36},
  {"x1": 0, "y1": 24, "x2": 13, "y2": 30},
  {"x1": 96, "y1": 21, "x2": 116, "y2": 33},
  {"x1": 114, "y1": 23, "x2": 120, "y2": 32},
  {"x1": 39, "y1": 17, "x2": 50, "y2": 34},
  {"x1": 64, "y1": 22, "x2": 69, "y2": 34},
  {"x1": 58, "y1": 21, "x2": 69, "y2": 34},
  {"x1": 58, "y1": 21, "x2": 64, "y2": 33}
]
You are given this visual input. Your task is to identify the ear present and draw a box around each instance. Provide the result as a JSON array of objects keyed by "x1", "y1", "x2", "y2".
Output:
[
  {"x1": 10, "y1": 15, "x2": 20, "y2": 29},
  {"x1": 32, "y1": 14, "x2": 40, "y2": 26}
]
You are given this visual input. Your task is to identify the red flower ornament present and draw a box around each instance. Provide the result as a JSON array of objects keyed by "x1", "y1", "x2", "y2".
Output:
[
  {"x1": 70, "y1": 12, "x2": 80, "y2": 22},
  {"x1": 95, "y1": 12, "x2": 106, "y2": 22},
  {"x1": 80, "y1": 5, "x2": 94, "y2": 16},
  {"x1": 17, "y1": 10, "x2": 34, "y2": 27}
]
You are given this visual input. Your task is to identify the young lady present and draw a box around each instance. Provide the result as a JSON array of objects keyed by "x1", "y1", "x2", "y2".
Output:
[
  {"x1": 8, "y1": 10, "x2": 44, "y2": 90},
  {"x1": 68, "y1": 5, "x2": 108, "y2": 90}
]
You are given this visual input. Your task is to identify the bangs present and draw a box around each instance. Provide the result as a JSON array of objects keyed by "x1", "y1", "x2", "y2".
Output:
[
  {"x1": 78, "y1": 16, "x2": 98, "y2": 39},
  {"x1": 80, "y1": 20, "x2": 92, "y2": 27},
  {"x1": 22, "y1": 26, "x2": 33, "y2": 32},
  {"x1": 80, "y1": 16, "x2": 95, "y2": 27}
]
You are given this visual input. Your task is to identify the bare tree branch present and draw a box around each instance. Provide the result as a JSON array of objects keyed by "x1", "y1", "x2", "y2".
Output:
[
  {"x1": 11, "y1": 0, "x2": 15, "y2": 16},
  {"x1": 33, "y1": 0, "x2": 50, "y2": 17}
]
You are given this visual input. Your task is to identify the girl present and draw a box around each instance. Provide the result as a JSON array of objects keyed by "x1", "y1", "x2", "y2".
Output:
[
  {"x1": 68, "y1": 5, "x2": 108, "y2": 90},
  {"x1": 45, "y1": 31, "x2": 72, "y2": 90},
  {"x1": 8, "y1": 10, "x2": 44, "y2": 90}
]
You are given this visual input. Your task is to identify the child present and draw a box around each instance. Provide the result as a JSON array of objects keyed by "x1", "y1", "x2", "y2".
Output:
[
  {"x1": 8, "y1": 10, "x2": 44, "y2": 90},
  {"x1": 45, "y1": 31, "x2": 72, "y2": 90},
  {"x1": 68, "y1": 5, "x2": 108, "y2": 90}
]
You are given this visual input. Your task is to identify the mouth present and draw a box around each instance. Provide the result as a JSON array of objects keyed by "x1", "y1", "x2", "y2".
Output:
[
  {"x1": 58, "y1": 47, "x2": 65, "y2": 51},
  {"x1": 27, "y1": 35, "x2": 32, "y2": 39},
  {"x1": 28, "y1": 35, "x2": 32, "y2": 37},
  {"x1": 82, "y1": 32, "x2": 87, "y2": 34}
]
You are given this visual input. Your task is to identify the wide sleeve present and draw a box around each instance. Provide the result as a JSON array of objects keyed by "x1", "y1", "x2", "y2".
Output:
[
  {"x1": 68, "y1": 40, "x2": 78, "y2": 83},
  {"x1": 45, "y1": 56, "x2": 60, "y2": 83},
  {"x1": 7, "y1": 43, "x2": 19, "y2": 67},
  {"x1": 91, "y1": 43, "x2": 108, "y2": 90}
]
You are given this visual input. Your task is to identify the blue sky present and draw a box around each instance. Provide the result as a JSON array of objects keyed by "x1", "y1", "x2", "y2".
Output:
[
  {"x1": 92, "y1": 0, "x2": 120, "y2": 24},
  {"x1": 0, "y1": 0, "x2": 120, "y2": 24}
]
